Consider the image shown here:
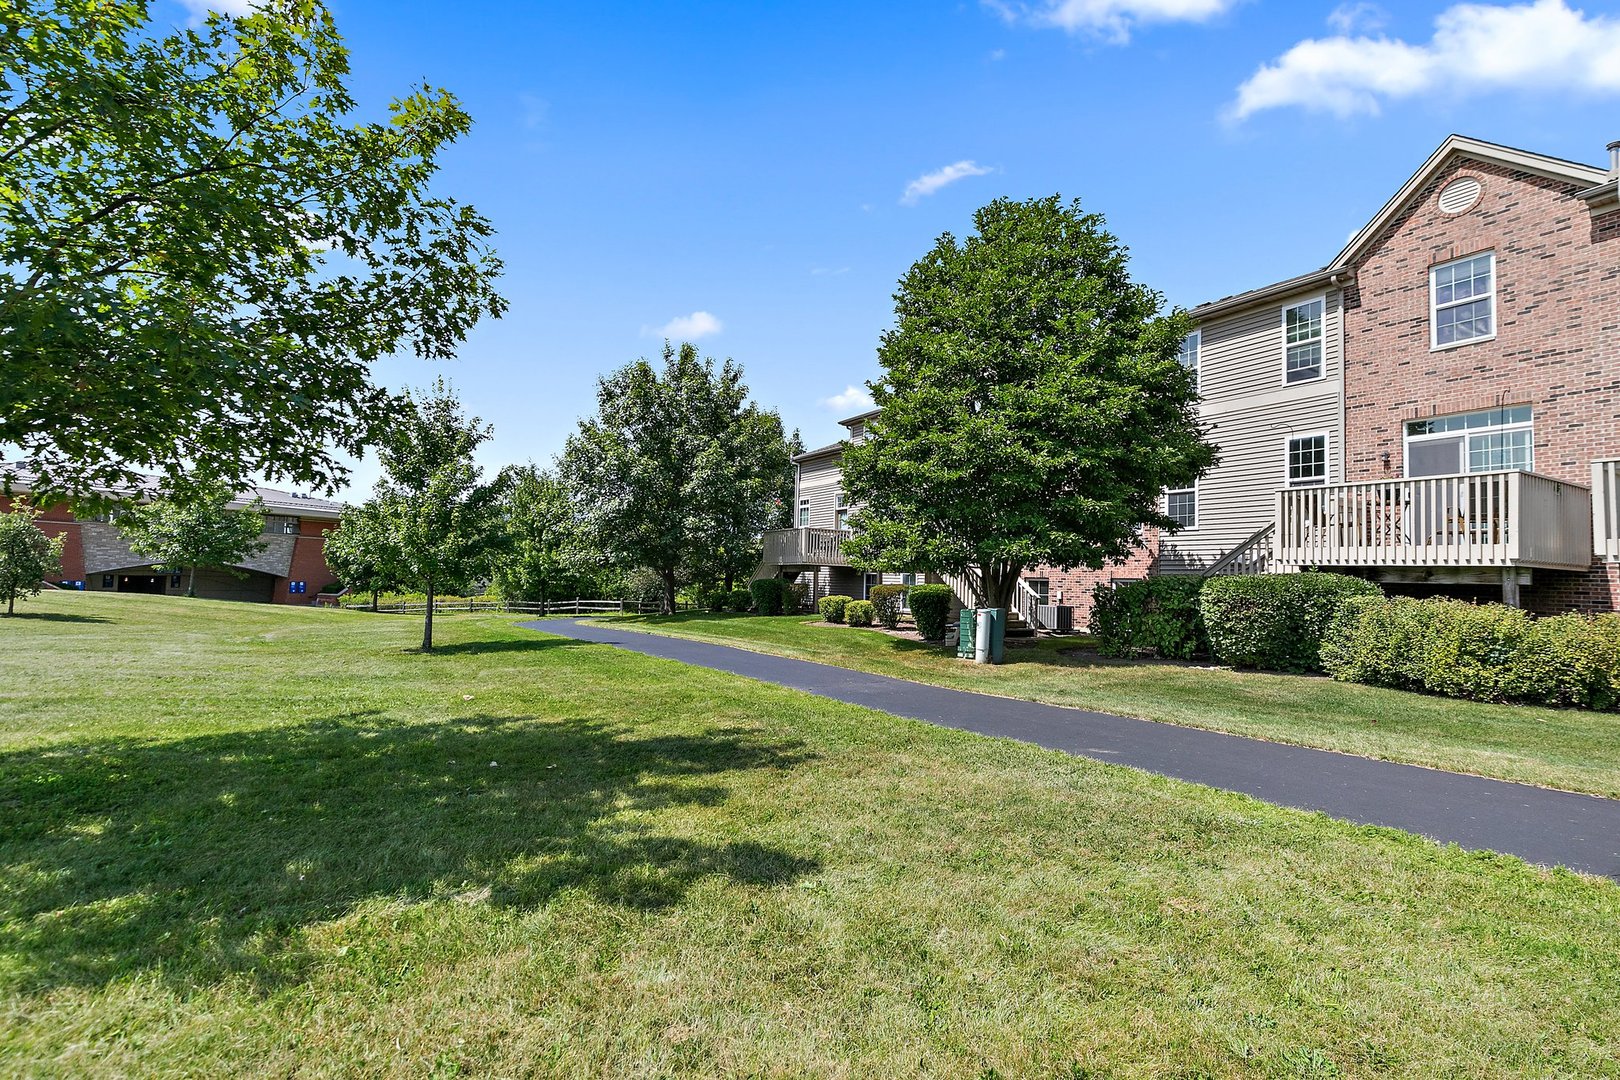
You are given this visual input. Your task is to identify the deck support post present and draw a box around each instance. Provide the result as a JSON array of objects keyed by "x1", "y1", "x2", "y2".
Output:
[{"x1": 1501, "y1": 569, "x2": 1521, "y2": 608}]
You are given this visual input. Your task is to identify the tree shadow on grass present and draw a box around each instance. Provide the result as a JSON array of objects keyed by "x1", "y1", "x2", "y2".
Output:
[
  {"x1": 0, "y1": 713, "x2": 818, "y2": 995},
  {"x1": 418, "y1": 637, "x2": 595, "y2": 657},
  {"x1": 2, "y1": 611, "x2": 112, "y2": 624}
]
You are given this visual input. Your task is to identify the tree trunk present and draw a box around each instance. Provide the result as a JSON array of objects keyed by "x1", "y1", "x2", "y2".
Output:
[
  {"x1": 6, "y1": 592, "x2": 13, "y2": 616},
  {"x1": 422, "y1": 580, "x2": 435, "y2": 652},
  {"x1": 723, "y1": 567, "x2": 734, "y2": 591},
  {"x1": 370, "y1": 588, "x2": 379, "y2": 612},
  {"x1": 538, "y1": 579, "x2": 548, "y2": 616},
  {"x1": 661, "y1": 568, "x2": 677, "y2": 615},
  {"x1": 187, "y1": 565, "x2": 197, "y2": 597},
  {"x1": 980, "y1": 562, "x2": 1023, "y2": 612}
]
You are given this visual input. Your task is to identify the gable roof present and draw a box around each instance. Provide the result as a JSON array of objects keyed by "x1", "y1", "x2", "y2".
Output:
[
  {"x1": 1191, "y1": 134, "x2": 1610, "y2": 323},
  {"x1": 0, "y1": 462, "x2": 345, "y2": 520},
  {"x1": 1330, "y1": 134, "x2": 1606, "y2": 269}
]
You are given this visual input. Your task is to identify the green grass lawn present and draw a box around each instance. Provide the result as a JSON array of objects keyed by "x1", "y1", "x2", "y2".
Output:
[
  {"x1": 614, "y1": 612, "x2": 1620, "y2": 799},
  {"x1": 2, "y1": 592, "x2": 1619, "y2": 1076}
]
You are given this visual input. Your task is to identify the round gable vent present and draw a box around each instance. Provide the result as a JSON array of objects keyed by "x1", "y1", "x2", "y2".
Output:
[{"x1": 1438, "y1": 176, "x2": 1482, "y2": 214}]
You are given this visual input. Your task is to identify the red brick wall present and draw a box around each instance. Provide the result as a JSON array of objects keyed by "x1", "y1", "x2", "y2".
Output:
[
  {"x1": 1341, "y1": 156, "x2": 1620, "y2": 612},
  {"x1": 1027, "y1": 528, "x2": 1161, "y2": 631},
  {"x1": 0, "y1": 495, "x2": 84, "y2": 582},
  {"x1": 274, "y1": 524, "x2": 337, "y2": 605}
]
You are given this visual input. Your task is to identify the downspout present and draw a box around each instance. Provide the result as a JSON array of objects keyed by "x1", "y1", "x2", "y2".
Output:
[{"x1": 1329, "y1": 269, "x2": 1355, "y2": 483}]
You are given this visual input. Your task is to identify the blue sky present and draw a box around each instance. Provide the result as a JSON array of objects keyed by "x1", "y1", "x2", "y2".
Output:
[{"x1": 167, "y1": 0, "x2": 1620, "y2": 497}]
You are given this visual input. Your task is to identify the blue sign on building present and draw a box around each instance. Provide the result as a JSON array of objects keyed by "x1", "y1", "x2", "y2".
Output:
[{"x1": 289, "y1": 581, "x2": 307, "y2": 595}]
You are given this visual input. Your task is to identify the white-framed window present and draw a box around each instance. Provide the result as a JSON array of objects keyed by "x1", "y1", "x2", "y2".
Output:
[
  {"x1": 1026, "y1": 578, "x2": 1051, "y2": 604},
  {"x1": 1403, "y1": 405, "x2": 1531, "y2": 477},
  {"x1": 797, "y1": 498, "x2": 809, "y2": 527},
  {"x1": 1282, "y1": 297, "x2": 1325, "y2": 384},
  {"x1": 1285, "y1": 432, "x2": 1329, "y2": 486},
  {"x1": 1177, "y1": 330, "x2": 1200, "y2": 389},
  {"x1": 1165, "y1": 486, "x2": 1196, "y2": 529},
  {"x1": 1431, "y1": 252, "x2": 1495, "y2": 348}
]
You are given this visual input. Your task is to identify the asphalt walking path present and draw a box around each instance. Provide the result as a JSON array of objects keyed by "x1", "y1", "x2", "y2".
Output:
[{"x1": 523, "y1": 618, "x2": 1620, "y2": 879}]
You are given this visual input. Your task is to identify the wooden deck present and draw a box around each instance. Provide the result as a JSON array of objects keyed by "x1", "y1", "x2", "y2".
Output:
[{"x1": 1274, "y1": 470, "x2": 1592, "y2": 573}]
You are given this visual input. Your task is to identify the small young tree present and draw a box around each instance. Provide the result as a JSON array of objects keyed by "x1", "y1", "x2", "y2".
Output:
[
  {"x1": 841, "y1": 195, "x2": 1217, "y2": 610},
  {"x1": 323, "y1": 497, "x2": 403, "y2": 610},
  {"x1": 121, "y1": 477, "x2": 269, "y2": 597},
  {"x1": 494, "y1": 464, "x2": 581, "y2": 614},
  {"x1": 375, "y1": 381, "x2": 505, "y2": 651},
  {"x1": 0, "y1": 504, "x2": 65, "y2": 616}
]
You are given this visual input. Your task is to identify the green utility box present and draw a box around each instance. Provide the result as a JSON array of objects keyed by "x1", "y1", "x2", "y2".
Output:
[
  {"x1": 955, "y1": 607, "x2": 1007, "y2": 663},
  {"x1": 956, "y1": 609, "x2": 976, "y2": 659}
]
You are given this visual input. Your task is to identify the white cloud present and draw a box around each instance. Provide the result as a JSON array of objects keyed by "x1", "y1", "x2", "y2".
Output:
[
  {"x1": 1231, "y1": 0, "x2": 1620, "y2": 121},
  {"x1": 647, "y1": 311, "x2": 723, "y2": 340},
  {"x1": 988, "y1": 0, "x2": 1239, "y2": 43},
  {"x1": 822, "y1": 385, "x2": 875, "y2": 413},
  {"x1": 178, "y1": 0, "x2": 256, "y2": 18},
  {"x1": 1327, "y1": 1, "x2": 1388, "y2": 34},
  {"x1": 901, "y1": 160, "x2": 994, "y2": 205}
]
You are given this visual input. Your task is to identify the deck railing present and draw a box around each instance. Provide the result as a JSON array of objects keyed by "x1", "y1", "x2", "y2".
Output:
[
  {"x1": 760, "y1": 527, "x2": 851, "y2": 567},
  {"x1": 1593, "y1": 460, "x2": 1620, "y2": 561},
  {"x1": 1275, "y1": 470, "x2": 1591, "y2": 572}
]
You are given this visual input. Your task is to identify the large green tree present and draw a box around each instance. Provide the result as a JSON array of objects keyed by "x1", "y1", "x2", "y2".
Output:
[
  {"x1": 561, "y1": 342, "x2": 795, "y2": 613},
  {"x1": 840, "y1": 195, "x2": 1217, "y2": 610},
  {"x1": 0, "y1": 0, "x2": 505, "y2": 502},
  {"x1": 322, "y1": 496, "x2": 402, "y2": 611},
  {"x1": 374, "y1": 381, "x2": 504, "y2": 651},
  {"x1": 120, "y1": 476, "x2": 269, "y2": 597},
  {"x1": 0, "y1": 503, "x2": 64, "y2": 615},
  {"x1": 493, "y1": 464, "x2": 586, "y2": 613}
]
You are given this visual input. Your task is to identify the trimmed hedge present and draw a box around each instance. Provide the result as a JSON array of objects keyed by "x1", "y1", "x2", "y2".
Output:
[
  {"x1": 868, "y1": 584, "x2": 908, "y2": 630},
  {"x1": 1090, "y1": 577, "x2": 1208, "y2": 659},
  {"x1": 729, "y1": 587, "x2": 755, "y2": 613},
  {"x1": 845, "y1": 599, "x2": 876, "y2": 626},
  {"x1": 1201, "y1": 572, "x2": 1382, "y2": 672},
  {"x1": 748, "y1": 578, "x2": 787, "y2": 615},
  {"x1": 818, "y1": 594, "x2": 853, "y2": 624},
  {"x1": 908, "y1": 584, "x2": 954, "y2": 642},
  {"x1": 1322, "y1": 596, "x2": 1620, "y2": 708}
]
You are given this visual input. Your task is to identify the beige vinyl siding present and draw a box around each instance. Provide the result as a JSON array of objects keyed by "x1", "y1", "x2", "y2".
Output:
[
  {"x1": 796, "y1": 453, "x2": 844, "y2": 529},
  {"x1": 1160, "y1": 392, "x2": 1341, "y2": 571},
  {"x1": 1197, "y1": 289, "x2": 1342, "y2": 403}
]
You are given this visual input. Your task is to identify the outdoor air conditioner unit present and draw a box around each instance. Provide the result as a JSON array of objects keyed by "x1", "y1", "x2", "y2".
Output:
[{"x1": 1035, "y1": 604, "x2": 1073, "y2": 633}]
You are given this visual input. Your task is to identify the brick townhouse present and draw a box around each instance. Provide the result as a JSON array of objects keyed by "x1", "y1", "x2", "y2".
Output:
[
  {"x1": 759, "y1": 134, "x2": 1620, "y2": 627},
  {"x1": 1, "y1": 467, "x2": 344, "y2": 605}
]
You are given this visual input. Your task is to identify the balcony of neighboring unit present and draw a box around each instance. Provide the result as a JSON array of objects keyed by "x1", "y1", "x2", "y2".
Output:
[
  {"x1": 1594, "y1": 460, "x2": 1620, "y2": 562},
  {"x1": 760, "y1": 527, "x2": 851, "y2": 568},
  {"x1": 1274, "y1": 470, "x2": 1593, "y2": 574}
]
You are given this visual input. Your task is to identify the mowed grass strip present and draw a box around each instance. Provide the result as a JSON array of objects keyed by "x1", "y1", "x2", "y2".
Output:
[
  {"x1": 617, "y1": 612, "x2": 1620, "y2": 799},
  {"x1": 0, "y1": 593, "x2": 1616, "y2": 1077}
]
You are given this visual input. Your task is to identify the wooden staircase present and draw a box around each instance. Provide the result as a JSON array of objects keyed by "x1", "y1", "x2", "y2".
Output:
[{"x1": 939, "y1": 568, "x2": 1039, "y2": 637}]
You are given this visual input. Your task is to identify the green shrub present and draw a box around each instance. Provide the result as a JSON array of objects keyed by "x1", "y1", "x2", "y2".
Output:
[
  {"x1": 747, "y1": 579, "x2": 785, "y2": 615},
  {"x1": 690, "y1": 585, "x2": 729, "y2": 613},
  {"x1": 727, "y1": 587, "x2": 754, "y2": 613},
  {"x1": 907, "y1": 584, "x2": 954, "y2": 641},
  {"x1": 845, "y1": 599, "x2": 876, "y2": 626},
  {"x1": 1320, "y1": 595, "x2": 1430, "y2": 690},
  {"x1": 818, "y1": 594, "x2": 852, "y2": 624},
  {"x1": 1324, "y1": 597, "x2": 1620, "y2": 708},
  {"x1": 1090, "y1": 577, "x2": 1208, "y2": 659},
  {"x1": 1519, "y1": 613, "x2": 1620, "y2": 709},
  {"x1": 868, "y1": 584, "x2": 908, "y2": 630},
  {"x1": 785, "y1": 581, "x2": 809, "y2": 612},
  {"x1": 1201, "y1": 572, "x2": 1382, "y2": 672}
]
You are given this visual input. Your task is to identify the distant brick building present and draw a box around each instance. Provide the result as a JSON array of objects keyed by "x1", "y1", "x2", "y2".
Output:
[{"x1": 1, "y1": 467, "x2": 344, "y2": 605}]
